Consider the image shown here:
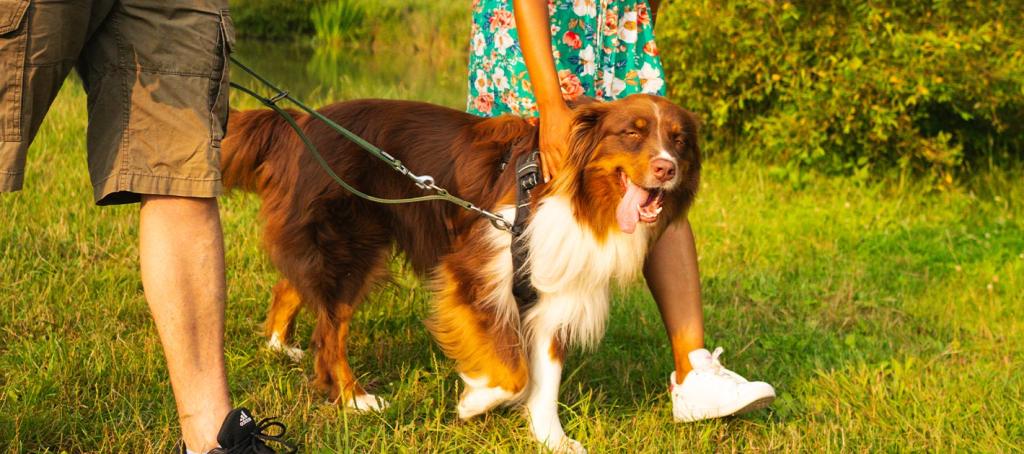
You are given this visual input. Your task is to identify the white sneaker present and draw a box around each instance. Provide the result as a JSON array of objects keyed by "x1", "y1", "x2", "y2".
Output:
[{"x1": 671, "y1": 347, "x2": 776, "y2": 422}]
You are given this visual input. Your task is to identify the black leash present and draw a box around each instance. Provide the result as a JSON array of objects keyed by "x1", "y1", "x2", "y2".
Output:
[
  {"x1": 231, "y1": 56, "x2": 541, "y2": 312},
  {"x1": 228, "y1": 57, "x2": 514, "y2": 232}
]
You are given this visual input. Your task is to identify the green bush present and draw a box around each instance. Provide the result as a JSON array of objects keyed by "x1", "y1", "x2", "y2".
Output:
[
  {"x1": 658, "y1": 0, "x2": 1024, "y2": 181},
  {"x1": 229, "y1": 0, "x2": 321, "y2": 39}
]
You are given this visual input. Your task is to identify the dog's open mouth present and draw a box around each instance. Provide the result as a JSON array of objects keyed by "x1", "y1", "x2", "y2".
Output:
[{"x1": 616, "y1": 171, "x2": 665, "y2": 234}]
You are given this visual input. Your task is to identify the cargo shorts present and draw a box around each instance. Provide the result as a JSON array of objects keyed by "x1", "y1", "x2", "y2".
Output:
[{"x1": 0, "y1": 0, "x2": 234, "y2": 205}]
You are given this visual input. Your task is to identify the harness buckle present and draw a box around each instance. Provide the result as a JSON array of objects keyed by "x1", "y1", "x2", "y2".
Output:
[{"x1": 516, "y1": 150, "x2": 542, "y2": 193}]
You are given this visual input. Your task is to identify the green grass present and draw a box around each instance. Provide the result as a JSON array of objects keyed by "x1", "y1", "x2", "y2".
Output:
[{"x1": 2, "y1": 82, "x2": 1023, "y2": 453}]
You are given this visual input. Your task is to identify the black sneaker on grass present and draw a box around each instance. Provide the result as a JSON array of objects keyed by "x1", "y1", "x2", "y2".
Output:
[{"x1": 179, "y1": 408, "x2": 296, "y2": 454}]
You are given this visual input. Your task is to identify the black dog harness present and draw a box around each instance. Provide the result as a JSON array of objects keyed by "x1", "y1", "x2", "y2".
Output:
[{"x1": 499, "y1": 150, "x2": 542, "y2": 315}]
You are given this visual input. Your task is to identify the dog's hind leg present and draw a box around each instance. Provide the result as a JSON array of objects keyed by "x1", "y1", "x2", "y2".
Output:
[
  {"x1": 264, "y1": 279, "x2": 305, "y2": 361},
  {"x1": 312, "y1": 303, "x2": 388, "y2": 411},
  {"x1": 309, "y1": 246, "x2": 390, "y2": 412},
  {"x1": 427, "y1": 268, "x2": 528, "y2": 419}
]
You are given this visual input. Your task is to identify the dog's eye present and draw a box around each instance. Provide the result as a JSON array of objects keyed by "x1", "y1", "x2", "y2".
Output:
[
  {"x1": 624, "y1": 130, "x2": 642, "y2": 139},
  {"x1": 673, "y1": 136, "x2": 684, "y2": 146}
]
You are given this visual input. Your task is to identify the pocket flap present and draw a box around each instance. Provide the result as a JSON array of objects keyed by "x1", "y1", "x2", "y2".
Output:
[{"x1": 0, "y1": 0, "x2": 29, "y2": 35}]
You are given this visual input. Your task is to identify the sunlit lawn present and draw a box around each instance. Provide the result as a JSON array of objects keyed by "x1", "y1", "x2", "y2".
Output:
[{"x1": 1, "y1": 82, "x2": 1022, "y2": 453}]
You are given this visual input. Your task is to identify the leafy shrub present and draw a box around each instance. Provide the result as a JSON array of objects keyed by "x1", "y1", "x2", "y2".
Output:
[
  {"x1": 658, "y1": 0, "x2": 1024, "y2": 181},
  {"x1": 229, "y1": 0, "x2": 322, "y2": 39}
]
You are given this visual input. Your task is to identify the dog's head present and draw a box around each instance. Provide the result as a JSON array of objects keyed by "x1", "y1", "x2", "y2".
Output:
[{"x1": 550, "y1": 94, "x2": 701, "y2": 237}]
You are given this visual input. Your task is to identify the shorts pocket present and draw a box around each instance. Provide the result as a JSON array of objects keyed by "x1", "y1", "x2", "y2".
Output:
[
  {"x1": 0, "y1": 0, "x2": 29, "y2": 141},
  {"x1": 0, "y1": 0, "x2": 29, "y2": 35}
]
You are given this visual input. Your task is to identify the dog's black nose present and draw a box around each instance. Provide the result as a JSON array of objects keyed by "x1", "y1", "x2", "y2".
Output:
[{"x1": 651, "y1": 158, "x2": 676, "y2": 182}]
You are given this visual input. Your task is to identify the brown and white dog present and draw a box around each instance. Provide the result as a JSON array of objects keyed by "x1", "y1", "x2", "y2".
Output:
[{"x1": 221, "y1": 94, "x2": 700, "y2": 452}]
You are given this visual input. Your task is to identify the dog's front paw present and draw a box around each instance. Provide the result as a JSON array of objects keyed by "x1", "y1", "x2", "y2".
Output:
[
  {"x1": 549, "y1": 437, "x2": 587, "y2": 454},
  {"x1": 534, "y1": 427, "x2": 587, "y2": 454},
  {"x1": 457, "y1": 376, "x2": 518, "y2": 419},
  {"x1": 345, "y1": 393, "x2": 389, "y2": 412},
  {"x1": 266, "y1": 333, "x2": 305, "y2": 362}
]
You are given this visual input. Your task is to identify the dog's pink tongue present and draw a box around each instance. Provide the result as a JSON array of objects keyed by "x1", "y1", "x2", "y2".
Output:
[{"x1": 616, "y1": 181, "x2": 650, "y2": 234}]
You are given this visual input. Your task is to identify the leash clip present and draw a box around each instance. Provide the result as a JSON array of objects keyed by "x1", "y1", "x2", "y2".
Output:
[
  {"x1": 413, "y1": 175, "x2": 435, "y2": 190},
  {"x1": 489, "y1": 216, "x2": 514, "y2": 232}
]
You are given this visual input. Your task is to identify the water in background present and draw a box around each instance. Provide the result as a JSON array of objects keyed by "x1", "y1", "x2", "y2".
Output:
[{"x1": 230, "y1": 39, "x2": 471, "y2": 111}]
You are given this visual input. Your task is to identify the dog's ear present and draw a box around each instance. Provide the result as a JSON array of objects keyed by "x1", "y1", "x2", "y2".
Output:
[
  {"x1": 567, "y1": 102, "x2": 609, "y2": 164},
  {"x1": 471, "y1": 114, "x2": 535, "y2": 148},
  {"x1": 464, "y1": 114, "x2": 536, "y2": 170}
]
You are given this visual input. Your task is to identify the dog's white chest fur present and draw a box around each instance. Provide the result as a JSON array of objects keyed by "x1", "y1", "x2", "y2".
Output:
[
  {"x1": 478, "y1": 198, "x2": 654, "y2": 349},
  {"x1": 522, "y1": 197, "x2": 654, "y2": 348}
]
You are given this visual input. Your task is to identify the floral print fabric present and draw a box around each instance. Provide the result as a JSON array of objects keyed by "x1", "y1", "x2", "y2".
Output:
[{"x1": 467, "y1": 0, "x2": 666, "y2": 117}]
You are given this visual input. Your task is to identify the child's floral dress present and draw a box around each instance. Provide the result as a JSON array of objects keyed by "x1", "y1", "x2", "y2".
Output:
[{"x1": 467, "y1": 0, "x2": 667, "y2": 117}]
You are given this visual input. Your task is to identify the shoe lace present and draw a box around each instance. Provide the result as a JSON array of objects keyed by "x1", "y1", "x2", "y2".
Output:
[
  {"x1": 707, "y1": 347, "x2": 745, "y2": 384},
  {"x1": 225, "y1": 416, "x2": 297, "y2": 454}
]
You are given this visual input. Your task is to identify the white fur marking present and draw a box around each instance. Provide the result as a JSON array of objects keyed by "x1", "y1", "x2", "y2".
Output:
[
  {"x1": 651, "y1": 98, "x2": 662, "y2": 149},
  {"x1": 650, "y1": 98, "x2": 681, "y2": 190},
  {"x1": 458, "y1": 373, "x2": 518, "y2": 419},
  {"x1": 655, "y1": 150, "x2": 677, "y2": 164},
  {"x1": 267, "y1": 332, "x2": 305, "y2": 362},
  {"x1": 522, "y1": 197, "x2": 654, "y2": 349},
  {"x1": 477, "y1": 205, "x2": 520, "y2": 327},
  {"x1": 525, "y1": 335, "x2": 579, "y2": 452},
  {"x1": 345, "y1": 393, "x2": 389, "y2": 412}
]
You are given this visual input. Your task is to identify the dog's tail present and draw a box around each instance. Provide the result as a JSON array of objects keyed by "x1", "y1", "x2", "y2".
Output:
[{"x1": 221, "y1": 108, "x2": 295, "y2": 192}]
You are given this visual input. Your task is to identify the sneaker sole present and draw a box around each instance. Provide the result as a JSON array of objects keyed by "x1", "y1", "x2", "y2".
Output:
[
  {"x1": 732, "y1": 395, "x2": 775, "y2": 416},
  {"x1": 674, "y1": 394, "x2": 776, "y2": 423}
]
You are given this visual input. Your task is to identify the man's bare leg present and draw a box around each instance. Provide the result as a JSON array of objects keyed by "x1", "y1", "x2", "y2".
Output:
[
  {"x1": 140, "y1": 195, "x2": 231, "y2": 452},
  {"x1": 644, "y1": 219, "x2": 705, "y2": 381}
]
